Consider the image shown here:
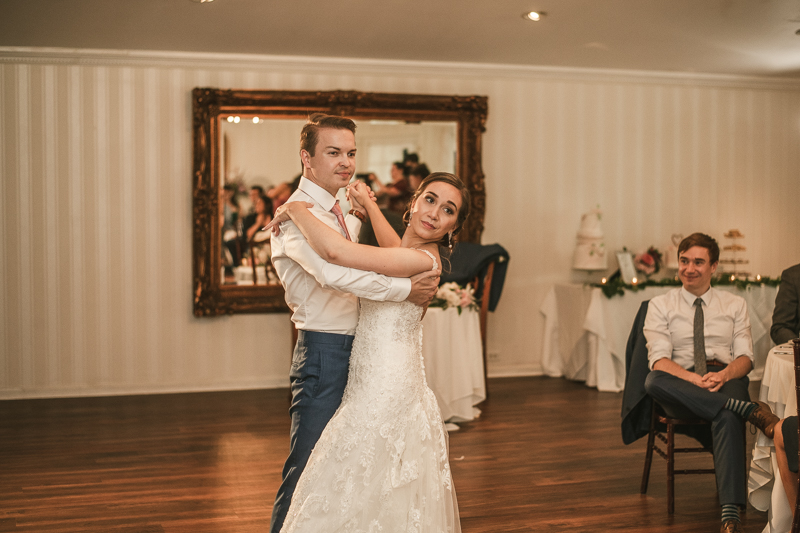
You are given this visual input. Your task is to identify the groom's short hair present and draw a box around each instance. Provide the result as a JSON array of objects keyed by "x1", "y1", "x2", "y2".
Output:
[{"x1": 300, "y1": 113, "x2": 357, "y2": 157}]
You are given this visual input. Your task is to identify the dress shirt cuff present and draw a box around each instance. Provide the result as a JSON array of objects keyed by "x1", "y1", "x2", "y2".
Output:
[
  {"x1": 647, "y1": 354, "x2": 671, "y2": 371},
  {"x1": 731, "y1": 334, "x2": 754, "y2": 361},
  {"x1": 386, "y1": 277, "x2": 412, "y2": 302},
  {"x1": 731, "y1": 302, "x2": 754, "y2": 361},
  {"x1": 644, "y1": 327, "x2": 674, "y2": 371}
]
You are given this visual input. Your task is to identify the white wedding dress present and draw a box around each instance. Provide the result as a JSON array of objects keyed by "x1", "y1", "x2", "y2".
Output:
[{"x1": 280, "y1": 291, "x2": 461, "y2": 533}]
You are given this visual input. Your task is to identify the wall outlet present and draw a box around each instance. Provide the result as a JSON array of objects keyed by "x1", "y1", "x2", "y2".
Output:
[{"x1": 487, "y1": 351, "x2": 500, "y2": 361}]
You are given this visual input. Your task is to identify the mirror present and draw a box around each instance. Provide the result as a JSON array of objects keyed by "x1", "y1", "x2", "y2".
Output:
[{"x1": 193, "y1": 88, "x2": 488, "y2": 316}]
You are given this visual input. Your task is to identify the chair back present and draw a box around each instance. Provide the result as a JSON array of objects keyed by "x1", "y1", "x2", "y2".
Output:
[
  {"x1": 440, "y1": 242, "x2": 509, "y2": 312},
  {"x1": 472, "y1": 261, "x2": 495, "y2": 361},
  {"x1": 248, "y1": 230, "x2": 275, "y2": 285},
  {"x1": 441, "y1": 242, "x2": 509, "y2": 399},
  {"x1": 793, "y1": 338, "x2": 800, "y2": 533}
]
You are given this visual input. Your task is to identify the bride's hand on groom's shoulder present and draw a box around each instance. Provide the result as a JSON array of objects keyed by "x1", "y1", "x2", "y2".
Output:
[{"x1": 263, "y1": 201, "x2": 313, "y2": 235}]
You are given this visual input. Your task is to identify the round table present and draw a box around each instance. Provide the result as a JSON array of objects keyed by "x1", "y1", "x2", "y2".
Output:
[{"x1": 748, "y1": 344, "x2": 797, "y2": 533}]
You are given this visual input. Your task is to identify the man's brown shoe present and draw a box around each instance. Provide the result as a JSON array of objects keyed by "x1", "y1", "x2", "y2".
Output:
[
  {"x1": 748, "y1": 401, "x2": 780, "y2": 439},
  {"x1": 720, "y1": 518, "x2": 743, "y2": 533}
]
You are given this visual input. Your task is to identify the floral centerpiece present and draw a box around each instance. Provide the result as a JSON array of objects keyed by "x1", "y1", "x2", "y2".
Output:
[
  {"x1": 633, "y1": 246, "x2": 663, "y2": 276},
  {"x1": 429, "y1": 282, "x2": 478, "y2": 314}
]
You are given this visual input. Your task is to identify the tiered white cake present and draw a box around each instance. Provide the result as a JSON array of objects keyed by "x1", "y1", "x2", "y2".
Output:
[{"x1": 573, "y1": 209, "x2": 607, "y2": 270}]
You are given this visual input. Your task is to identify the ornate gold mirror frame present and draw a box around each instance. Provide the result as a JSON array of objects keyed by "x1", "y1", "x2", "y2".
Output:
[{"x1": 192, "y1": 88, "x2": 488, "y2": 316}]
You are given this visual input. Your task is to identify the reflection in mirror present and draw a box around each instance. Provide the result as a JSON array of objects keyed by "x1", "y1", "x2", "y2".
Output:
[
  {"x1": 218, "y1": 118, "x2": 458, "y2": 270},
  {"x1": 219, "y1": 118, "x2": 303, "y2": 286},
  {"x1": 192, "y1": 89, "x2": 487, "y2": 316}
]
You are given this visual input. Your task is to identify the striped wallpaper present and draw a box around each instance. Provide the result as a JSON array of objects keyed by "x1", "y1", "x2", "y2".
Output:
[{"x1": 1, "y1": 48, "x2": 799, "y2": 398}]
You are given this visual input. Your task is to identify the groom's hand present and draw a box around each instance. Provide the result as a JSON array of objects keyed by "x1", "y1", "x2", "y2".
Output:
[{"x1": 407, "y1": 269, "x2": 441, "y2": 306}]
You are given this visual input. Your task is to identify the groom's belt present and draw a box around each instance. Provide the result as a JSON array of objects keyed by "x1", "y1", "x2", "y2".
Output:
[{"x1": 297, "y1": 329, "x2": 355, "y2": 348}]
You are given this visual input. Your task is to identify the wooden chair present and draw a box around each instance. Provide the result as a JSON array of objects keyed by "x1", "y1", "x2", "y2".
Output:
[
  {"x1": 791, "y1": 338, "x2": 800, "y2": 533},
  {"x1": 248, "y1": 230, "x2": 277, "y2": 285},
  {"x1": 640, "y1": 402, "x2": 716, "y2": 514},
  {"x1": 471, "y1": 260, "x2": 496, "y2": 396}
]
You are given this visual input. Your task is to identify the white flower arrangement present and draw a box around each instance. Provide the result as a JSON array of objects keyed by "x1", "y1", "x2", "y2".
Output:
[{"x1": 429, "y1": 282, "x2": 478, "y2": 314}]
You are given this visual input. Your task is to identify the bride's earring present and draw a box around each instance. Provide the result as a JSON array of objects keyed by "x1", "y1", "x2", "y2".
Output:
[
  {"x1": 448, "y1": 232, "x2": 453, "y2": 250},
  {"x1": 407, "y1": 212, "x2": 412, "y2": 228}
]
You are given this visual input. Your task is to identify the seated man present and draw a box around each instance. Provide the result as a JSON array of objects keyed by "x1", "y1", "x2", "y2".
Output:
[
  {"x1": 771, "y1": 262, "x2": 800, "y2": 345},
  {"x1": 643, "y1": 232, "x2": 780, "y2": 533},
  {"x1": 774, "y1": 416, "x2": 800, "y2": 518}
]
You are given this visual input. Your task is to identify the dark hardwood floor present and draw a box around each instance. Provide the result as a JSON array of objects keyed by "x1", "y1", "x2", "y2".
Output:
[{"x1": 0, "y1": 377, "x2": 768, "y2": 532}]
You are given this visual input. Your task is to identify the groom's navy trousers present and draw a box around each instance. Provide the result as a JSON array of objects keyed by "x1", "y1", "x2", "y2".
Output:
[
  {"x1": 644, "y1": 367, "x2": 750, "y2": 506},
  {"x1": 270, "y1": 330, "x2": 354, "y2": 533}
]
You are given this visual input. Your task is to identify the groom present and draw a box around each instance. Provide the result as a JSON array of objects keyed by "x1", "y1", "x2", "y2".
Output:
[{"x1": 268, "y1": 113, "x2": 440, "y2": 533}]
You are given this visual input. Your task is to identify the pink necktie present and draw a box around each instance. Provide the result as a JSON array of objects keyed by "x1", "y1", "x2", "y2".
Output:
[{"x1": 330, "y1": 201, "x2": 352, "y2": 241}]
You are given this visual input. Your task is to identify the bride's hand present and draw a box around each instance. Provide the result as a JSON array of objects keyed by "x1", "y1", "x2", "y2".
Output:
[
  {"x1": 263, "y1": 201, "x2": 314, "y2": 235},
  {"x1": 347, "y1": 182, "x2": 376, "y2": 213}
]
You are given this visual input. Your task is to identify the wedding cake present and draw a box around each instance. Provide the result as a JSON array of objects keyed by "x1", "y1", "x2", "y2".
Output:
[{"x1": 573, "y1": 209, "x2": 607, "y2": 270}]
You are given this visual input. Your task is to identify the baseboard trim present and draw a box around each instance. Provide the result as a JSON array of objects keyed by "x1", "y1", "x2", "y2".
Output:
[{"x1": 0, "y1": 379, "x2": 289, "y2": 400}]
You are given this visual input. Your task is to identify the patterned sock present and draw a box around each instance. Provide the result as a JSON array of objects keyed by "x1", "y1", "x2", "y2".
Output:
[
  {"x1": 725, "y1": 398, "x2": 757, "y2": 420},
  {"x1": 721, "y1": 503, "x2": 740, "y2": 523}
]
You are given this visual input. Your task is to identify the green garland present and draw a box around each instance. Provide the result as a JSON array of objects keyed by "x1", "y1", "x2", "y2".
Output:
[{"x1": 593, "y1": 275, "x2": 781, "y2": 299}]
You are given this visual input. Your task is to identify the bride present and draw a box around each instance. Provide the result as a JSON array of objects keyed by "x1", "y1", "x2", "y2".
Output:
[{"x1": 267, "y1": 172, "x2": 468, "y2": 533}]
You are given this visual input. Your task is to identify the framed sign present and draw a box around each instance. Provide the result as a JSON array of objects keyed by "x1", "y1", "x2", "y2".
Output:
[{"x1": 616, "y1": 252, "x2": 638, "y2": 284}]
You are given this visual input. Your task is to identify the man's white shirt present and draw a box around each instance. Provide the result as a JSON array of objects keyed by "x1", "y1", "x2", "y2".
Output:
[
  {"x1": 271, "y1": 177, "x2": 411, "y2": 335},
  {"x1": 644, "y1": 286, "x2": 753, "y2": 371}
]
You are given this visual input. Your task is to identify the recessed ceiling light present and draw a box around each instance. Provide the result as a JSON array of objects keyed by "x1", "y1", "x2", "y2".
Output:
[
  {"x1": 522, "y1": 11, "x2": 545, "y2": 21},
  {"x1": 190, "y1": 0, "x2": 214, "y2": 3}
]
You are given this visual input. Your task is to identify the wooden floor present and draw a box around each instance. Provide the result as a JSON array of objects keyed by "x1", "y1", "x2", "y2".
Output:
[{"x1": 0, "y1": 376, "x2": 769, "y2": 532}]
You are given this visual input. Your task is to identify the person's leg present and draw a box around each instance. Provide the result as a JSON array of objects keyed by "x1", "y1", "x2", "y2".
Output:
[
  {"x1": 710, "y1": 376, "x2": 750, "y2": 509},
  {"x1": 644, "y1": 370, "x2": 728, "y2": 420},
  {"x1": 646, "y1": 370, "x2": 763, "y2": 528},
  {"x1": 776, "y1": 416, "x2": 800, "y2": 515},
  {"x1": 269, "y1": 331, "x2": 353, "y2": 533}
]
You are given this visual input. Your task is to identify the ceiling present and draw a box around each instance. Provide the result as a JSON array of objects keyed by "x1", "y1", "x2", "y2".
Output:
[{"x1": 2, "y1": 0, "x2": 800, "y2": 78}]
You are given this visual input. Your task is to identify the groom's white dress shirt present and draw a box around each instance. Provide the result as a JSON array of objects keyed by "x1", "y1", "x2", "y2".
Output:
[{"x1": 271, "y1": 177, "x2": 411, "y2": 335}]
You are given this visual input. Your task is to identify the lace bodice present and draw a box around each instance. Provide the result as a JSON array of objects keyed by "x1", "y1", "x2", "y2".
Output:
[
  {"x1": 282, "y1": 297, "x2": 460, "y2": 533},
  {"x1": 344, "y1": 300, "x2": 426, "y2": 412}
]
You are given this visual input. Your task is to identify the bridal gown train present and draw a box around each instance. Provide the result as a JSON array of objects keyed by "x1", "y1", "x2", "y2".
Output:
[{"x1": 280, "y1": 298, "x2": 461, "y2": 533}]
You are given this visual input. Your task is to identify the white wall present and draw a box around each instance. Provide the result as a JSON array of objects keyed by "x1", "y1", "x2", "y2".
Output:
[{"x1": 2, "y1": 49, "x2": 799, "y2": 398}]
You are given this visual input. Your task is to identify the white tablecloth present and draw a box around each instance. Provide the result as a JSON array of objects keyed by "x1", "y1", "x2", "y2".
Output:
[
  {"x1": 540, "y1": 283, "x2": 778, "y2": 392},
  {"x1": 421, "y1": 307, "x2": 485, "y2": 424},
  {"x1": 748, "y1": 345, "x2": 797, "y2": 533}
]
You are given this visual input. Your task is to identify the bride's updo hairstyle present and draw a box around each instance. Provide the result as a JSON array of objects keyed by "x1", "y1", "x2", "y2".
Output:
[{"x1": 403, "y1": 172, "x2": 471, "y2": 249}]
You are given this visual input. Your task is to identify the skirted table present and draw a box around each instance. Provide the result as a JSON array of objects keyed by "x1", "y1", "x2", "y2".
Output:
[
  {"x1": 748, "y1": 344, "x2": 797, "y2": 533},
  {"x1": 421, "y1": 307, "x2": 486, "y2": 425}
]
